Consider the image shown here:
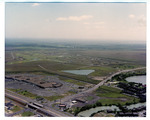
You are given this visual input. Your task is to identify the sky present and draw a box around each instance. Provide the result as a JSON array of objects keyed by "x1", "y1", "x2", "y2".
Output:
[{"x1": 5, "y1": 2, "x2": 146, "y2": 42}]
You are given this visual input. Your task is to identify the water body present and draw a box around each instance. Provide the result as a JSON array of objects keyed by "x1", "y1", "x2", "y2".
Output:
[
  {"x1": 78, "y1": 103, "x2": 146, "y2": 117},
  {"x1": 78, "y1": 105, "x2": 120, "y2": 117},
  {"x1": 126, "y1": 75, "x2": 146, "y2": 84},
  {"x1": 127, "y1": 102, "x2": 146, "y2": 109},
  {"x1": 62, "y1": 70, "x2": 95, "y2": 75}
]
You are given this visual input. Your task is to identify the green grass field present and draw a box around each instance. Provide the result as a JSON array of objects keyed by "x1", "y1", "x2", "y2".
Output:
[
  {"x1": 21, "y1": 111, "x2": 34, "y2": 117},
  {"x1": 8, "y1": 89, "x2": 38, "y2": 99},
  {"x1": 95, "y1": 86, "x2": 140, "y2": 105},
  {"x1": 11, "y1": 105, "x2": 22, "y2": 112},
  {"x1": 84, "y1": 66, "x2": 118, "y2": 76},
  {"x1": 6, "y1": 60, "x2": 100, "y2": 84}
]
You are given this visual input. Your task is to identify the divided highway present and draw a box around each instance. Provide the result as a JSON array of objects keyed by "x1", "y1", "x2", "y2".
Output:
[{"x1": 5, "y1": 92, "x2": 69, "y2": 117}]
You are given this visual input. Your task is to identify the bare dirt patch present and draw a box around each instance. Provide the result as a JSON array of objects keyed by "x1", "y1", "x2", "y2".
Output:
[{"x1": 92, "y1": 76, "x2": 106, "y2": 81}]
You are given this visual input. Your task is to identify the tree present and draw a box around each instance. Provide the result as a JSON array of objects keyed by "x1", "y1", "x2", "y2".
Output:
[{"x1": 117, "y1": 103, "x2": 128, "y2": 113}]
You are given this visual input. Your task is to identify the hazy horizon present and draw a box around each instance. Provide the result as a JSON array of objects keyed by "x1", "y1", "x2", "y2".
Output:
[{"x1": 5, "y1": 38, "x2": 146, "y2": 45}]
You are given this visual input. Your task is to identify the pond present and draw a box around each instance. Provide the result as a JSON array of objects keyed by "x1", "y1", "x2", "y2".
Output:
[
  {"x1": 125, "y1": 75, "x2": 146, "y2": 84},
  {"x1": 62, "y1": 70, "x2": 95, "y2": 75},
  {"x1": 78, "y1": 102, "x2": 146, "y2": 117},
  {"x1": 78, "y1": 105, "x2": 120, "y2": 117},
  {"x1": 127, "y1": 102, "x2": 146, "y2": 109}
]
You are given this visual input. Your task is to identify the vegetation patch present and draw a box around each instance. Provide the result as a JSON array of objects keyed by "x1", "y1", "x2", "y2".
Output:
[
  {"x1": 86, "y1": 66, "x2": 117, "y2": 76},
  {"x1": 8, "y1": 89, "x2": 38, "y2": 99},
  {"x1": 71, "y1": 101, "x2": 102, "y2": 116},
  {"x1": 11, "y1": 105, "x2": 22, "y2": 112},
  {"x1": 67, "y1": 90, "x2": 77, "y2": 95},
  {"x1": 90, "y1": 111, "x2": 115, "y2": 117},
  {"x1": 6, "y1": 60, "x2": 99, "y2": 84},
  {"x1": 86, "y1": 96, "x2": 94, "y2": 101},
  {"x1": 60, "y1": 78, "x2": 87, "y2": 86},
  {"x1": 44, "y1": 95, "x2": 64, "y2": 101},
  {"x1": 95, "y1": 86, "x2": 139, "y2": 105},
  {"x1": 21, "y1": 111, "x2": 34, "y2": 117}
]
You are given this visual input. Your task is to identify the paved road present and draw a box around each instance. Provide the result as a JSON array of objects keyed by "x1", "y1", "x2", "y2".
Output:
[
  {"x1": 38, "y1": 65, "x2": 47, "y2": 71},
  {"x1": 61, "y1": 67, "x2": 146, "y2": 103},
  {"x1": 11, "y1": 52, "x2": 15, "y2": 60},
  {"x1": 84, "y1": 67, "x2": 146, "y2": 93},
  {"x1": 5, "y1": 92, "x2": 70, "y2": 117}
]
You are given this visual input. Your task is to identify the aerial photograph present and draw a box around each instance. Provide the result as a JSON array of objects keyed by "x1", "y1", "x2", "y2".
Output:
[{"x1": 5, "y1": 2, "x2": 146, "y2": 117}]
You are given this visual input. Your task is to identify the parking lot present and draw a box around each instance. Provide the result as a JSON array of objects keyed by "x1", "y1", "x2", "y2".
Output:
[{"x1": 5, "y1": 74, "x2": 85, "y2": 97}]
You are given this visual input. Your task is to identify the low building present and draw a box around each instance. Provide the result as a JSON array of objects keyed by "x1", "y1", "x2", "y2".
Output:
[
  {"x1": 59, "y1": 104, "x2": 66, "y2": 107},
  {"x1": 72, "y1": 100, "x2": 77, "y2": 104},
  {"x1": 78, "y1": 86, "x2": 84, "y2": 89},
  {"x1": 58, "y1": 104, "x2": 66, "y2": 111},
  {"x1": 75, "y1": 98, "x2": 86, "y2": 103}
]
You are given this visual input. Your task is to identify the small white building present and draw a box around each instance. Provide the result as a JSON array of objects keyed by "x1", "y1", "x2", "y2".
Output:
[{"x1": 72, "y1": 100, "x2": 77, "y2": 104}]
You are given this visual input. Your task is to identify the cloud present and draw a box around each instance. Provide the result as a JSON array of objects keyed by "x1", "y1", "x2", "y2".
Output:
[
  {"x1": 137, "y1": 15, "x2": 146, "y2": 27},
  {"x1": 128, "y1": 14, "x2": 146, "y2": 27},
  {"x1": 129, "y1": 14, "x2": 135, "y2": 19},
  {"x1": 56, "y1": 15, "x2": 93, "y2": 21},
  {"x1": 32, "y1": 3, "x2": 40, "y2": 7}
]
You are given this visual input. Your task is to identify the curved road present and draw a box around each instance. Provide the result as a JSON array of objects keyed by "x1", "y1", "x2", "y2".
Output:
[{"x1": 61, "y1": 67, "x2": 146, "y2": 103}]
